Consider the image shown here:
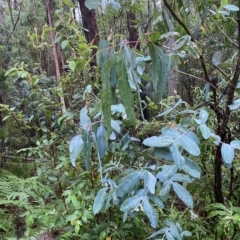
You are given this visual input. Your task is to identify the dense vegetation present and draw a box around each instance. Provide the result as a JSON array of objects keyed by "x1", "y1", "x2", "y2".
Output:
[{"x1": 1, "y1": 0, "x2": 240, "y2": 239}]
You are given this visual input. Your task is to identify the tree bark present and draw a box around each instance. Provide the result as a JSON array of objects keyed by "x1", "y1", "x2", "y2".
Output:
[
  {"x1": 78, "y1": 0, "x2": 99, "y2": 47},
  {"x1": 45, "y1": 0, "x2": 66, "y2": 114}
]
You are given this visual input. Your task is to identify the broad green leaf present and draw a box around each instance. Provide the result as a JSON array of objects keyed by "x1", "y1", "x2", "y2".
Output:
[
  {"x1": 230, "y1": 140, "x2": 240, "y2": 150},
  {"x1": 62, "y1": 0, "x2": 75, "y2": 8},
  {"x1": 199, "y1": 124, "x2": 211, "y2": 139},
  {"x1": 68, "y1": 61, "x2": 76, "y2": 72},
  {"x1": 173, "y1": 182, "x2": 193, "y2": 208},
  {"x1": 170, "y1": 173, "x2": 192, "y2": 183},
  {"x1": 156, "y1": 165, "x2": 178, "y2": 182},
  {"x1": 118, "y1": 171, "x2": 141, "y2": 197},
  {"x1": 182, "y1": 157, "x2": 201, "y2": 178},
  {"x1": 85, "y1": 0, "x2": 101, "y2": 9},
  {"x1": 149, "y1": 31, "x2": 161, "y2": 43},
  {"x1": 93, "y1": 187, "x2": 107, "y2": 214},
  {"x1": 143, "y1": 198, "x2": 158, "y2": 228},
  {"x1": 61, "y1": 40, "x2": 68, "y2": 49},
  {"x1": 116, "y1": 60, "x2": 136, "y2": 125},
  {"x1": 221, "y1": 0, "x2": 228, "y2": 8},
  {"x1": 80, "y1": 107, "x2": 91, "y2": 131},
  {"x1": 148, "y1": 43, "x2": 168, "y2": 102},
  {"x1": 208, "y1": 210, "x2": 227, "y2": 218},
  {"x1": 96, "y1": 125, "x2": 107, "y2": 159},
  {"x1": 69, "y1": 135, "x2": 83, "y2": 167},
  {"x1": 83, "y1": 131, "x2": 91, "y2": 170},
  {"x1": 143, "y1": 136, "x2": 173, "y2": 148},
  {"x1": 199, "y1": 108, "x2": 208, "y2": 123},
  {"x1": 221, "y1": 143, "x2": 234, "y2": 164}
]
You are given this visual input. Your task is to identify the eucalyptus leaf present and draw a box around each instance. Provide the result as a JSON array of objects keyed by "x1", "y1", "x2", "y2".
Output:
[
  {"x1": 156, "y1": 165, "x2": 178, "y2": 182},
  {"x1": 93, "y1": 187, "x2": 107, "y2": 215},
  {"x1": 230, "y1": 140, "x2": 240, "y2": 150},
  {"x1": 173, "y1": 182, "x2": 193, "y2": 208},
  {"x1": 221, "y1": 143, "x2": 234, "y2": 164},
  {"x1": 80, "y1": 107, "x2": 91, "y2": 131},
  {"x1": 69, "y1": 135, "x2": 83, "y2": 167},
  {"x1": 142, "y1": 198, "x2": 158, "y2": 228}
]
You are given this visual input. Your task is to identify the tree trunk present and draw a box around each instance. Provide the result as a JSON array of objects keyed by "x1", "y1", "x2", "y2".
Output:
[
  {"x1": 78, "y1": 0, "x2": 99, "y2": 47},
  {"x1": 45, "y1": 0, "x2": 66, "y2": 114},
  {"x1": 162, "y1": 3, "x2": 178, "y2": 98},
  {"x1": 127, "y1": 12, "x2": 140, "y2": 50}
]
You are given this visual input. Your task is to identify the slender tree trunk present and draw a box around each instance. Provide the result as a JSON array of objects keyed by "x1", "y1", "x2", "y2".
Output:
[
  {"x1": 45, "y1": 0, "x2": 66, "y2": 114},
  {"x1": 127, "y1": 12, "x2": 140, "y2": 50},
  {"x1": 78, "y1": 0, "x2": 99, "y2": 49},
  {"x1": 162, "y1": 2, "x2": 178, "y2": 98}
]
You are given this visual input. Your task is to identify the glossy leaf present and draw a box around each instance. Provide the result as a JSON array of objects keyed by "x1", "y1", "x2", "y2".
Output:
[
  {"x1": 173, "y1": 182, "x2": 193, "y2": 208},
  {"x1": 93, "y1": 187, "x2": 107, "y2": 214},
  {"x1": 221, "y1": 143, "x2": 234, "y2": 164}
]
